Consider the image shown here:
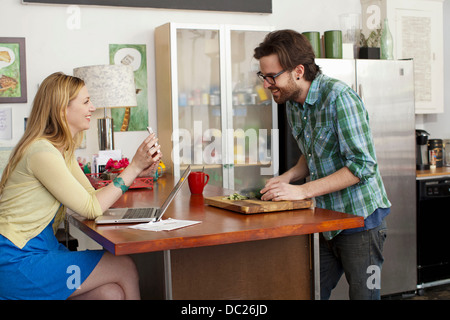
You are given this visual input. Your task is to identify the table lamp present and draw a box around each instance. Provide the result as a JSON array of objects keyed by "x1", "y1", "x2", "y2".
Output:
[{"x1": 73, "y1": 64, "x2": 137, "y2": 150}]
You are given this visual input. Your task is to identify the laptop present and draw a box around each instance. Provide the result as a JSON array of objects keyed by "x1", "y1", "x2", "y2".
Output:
[{"x1": 95, "y1": 166, "x2": 191, "y2": 224}]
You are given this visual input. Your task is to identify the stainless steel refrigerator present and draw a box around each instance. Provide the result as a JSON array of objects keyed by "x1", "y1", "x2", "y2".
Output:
[{"x1": 279, "y1": 59, "x2": 417, "y2": 298}]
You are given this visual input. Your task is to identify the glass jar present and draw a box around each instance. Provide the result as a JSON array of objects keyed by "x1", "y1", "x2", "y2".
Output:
[{"x1": 444, "y1": 139, "x2": 450, "y2": 167}]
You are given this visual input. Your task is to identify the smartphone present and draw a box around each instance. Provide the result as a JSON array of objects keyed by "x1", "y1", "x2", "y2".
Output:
[{"x1": 147, "y1": 127, "x2": 161, "y2": 157}]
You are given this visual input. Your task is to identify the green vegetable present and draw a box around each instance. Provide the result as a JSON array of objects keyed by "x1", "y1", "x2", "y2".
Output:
[
  {"x1": 247, "y1": 190, "x2": 263, "y2": 200},
  {"x1": 223, "y1": 193, "x2": 248, "y2": 200}
]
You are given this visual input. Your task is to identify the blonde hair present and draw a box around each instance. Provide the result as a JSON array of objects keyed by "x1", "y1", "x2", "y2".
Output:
[{"x1": 0, "y1": 72, "x2": 85, "y2": 194}]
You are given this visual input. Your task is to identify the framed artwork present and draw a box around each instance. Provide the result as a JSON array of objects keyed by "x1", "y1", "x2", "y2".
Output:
[
  {"x1": 109, "y1": 44, "x2": 148, "y2": 132},
  {"x1": 22, "y1": 0, "x2": 272, "y2": 13},
  {"x1": 0, "y1": 37, "x2": 27, "y2": 103}
]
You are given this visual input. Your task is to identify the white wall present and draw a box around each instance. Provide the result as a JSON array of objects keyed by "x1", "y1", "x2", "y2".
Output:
[
  {"x1": 417, "y1": 0, "x2": 450, "y2": 141},
  {"x1": 2, "y1": 0, "x2": 448, "y2": 160},
  {"x1": 0, "y1": 0, "x2": 361, "y2": 161}
]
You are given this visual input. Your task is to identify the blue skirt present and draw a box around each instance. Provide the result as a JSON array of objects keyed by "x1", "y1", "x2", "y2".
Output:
[{"x1": 0, "y1": 219, "x2": 104, "y2": 300}]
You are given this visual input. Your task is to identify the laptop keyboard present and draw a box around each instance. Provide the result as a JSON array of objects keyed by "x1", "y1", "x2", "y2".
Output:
[{"x1": 123, "y1": 208, "x2": 157, "y2": 219}]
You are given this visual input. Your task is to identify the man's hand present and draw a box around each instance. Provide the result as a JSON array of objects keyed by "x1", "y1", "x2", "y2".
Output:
[{"x1": 260, "y1": 175, "x2": 309, "y2": 201}]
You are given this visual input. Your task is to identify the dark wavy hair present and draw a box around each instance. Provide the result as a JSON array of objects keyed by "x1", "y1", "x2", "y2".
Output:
[{"x1": 254, "y1": 29, "x2": 321, "y2": 81}]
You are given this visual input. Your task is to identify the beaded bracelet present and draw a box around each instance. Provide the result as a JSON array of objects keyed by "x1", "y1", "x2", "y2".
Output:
[{"x1": 113, "y1": 177, "x2": 129, "y2": 194}]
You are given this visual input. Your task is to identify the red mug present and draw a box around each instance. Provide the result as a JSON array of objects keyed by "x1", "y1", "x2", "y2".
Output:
[{"x1": 188, "y1": 172, "x2": 210, "y2": 194}]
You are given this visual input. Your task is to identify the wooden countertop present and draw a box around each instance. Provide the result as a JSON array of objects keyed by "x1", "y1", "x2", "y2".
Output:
[
  {"x1": 69, "y1": 174, "x2": 364, "y2": 255},
  {"x1": 416, "y1": 167, "x2": 450, "y2": 179}
]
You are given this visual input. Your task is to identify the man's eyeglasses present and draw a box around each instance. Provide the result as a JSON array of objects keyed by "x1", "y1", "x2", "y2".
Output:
[{"x1": 256, "y1": 70, "x2": 286, "y2": 85}]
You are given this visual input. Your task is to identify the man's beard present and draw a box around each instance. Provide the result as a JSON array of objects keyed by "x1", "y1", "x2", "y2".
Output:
[{"x1": 269, "y1": 75, "x2": 302, "y2": 104}]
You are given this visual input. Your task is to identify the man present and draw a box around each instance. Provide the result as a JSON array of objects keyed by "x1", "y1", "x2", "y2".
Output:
[{"x1": 254, "y1": 30, "x2": 391, "y2": 300}]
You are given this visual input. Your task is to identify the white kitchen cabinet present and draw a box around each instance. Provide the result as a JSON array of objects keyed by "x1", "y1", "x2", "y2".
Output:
[
  {"x1": 154, "y1": 23, "x2": 278, "y2": 191},
  {"x1": 361, "y1": 0, "x2": 444, "y2": 113}
]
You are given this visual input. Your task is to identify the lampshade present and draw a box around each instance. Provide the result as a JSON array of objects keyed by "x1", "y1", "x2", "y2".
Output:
[
  {"x1": 73, "y1": 64, "x2": 137, "y2": 150},
  {"x1": 73, "y1": 64, "x2": 137, "y2": 108}
]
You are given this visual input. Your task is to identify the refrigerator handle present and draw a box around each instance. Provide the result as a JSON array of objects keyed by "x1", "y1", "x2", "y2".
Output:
[{"x1": 358, "y1": 84, "x2": 366, "y2": 104}]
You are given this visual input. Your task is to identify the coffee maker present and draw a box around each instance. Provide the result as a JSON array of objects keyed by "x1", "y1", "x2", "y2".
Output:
[{"x1": 416, "y1": 129, "x2": 430, "y2": 170}]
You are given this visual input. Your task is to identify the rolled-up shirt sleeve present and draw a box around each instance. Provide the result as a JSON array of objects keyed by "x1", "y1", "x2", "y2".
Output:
[
  {"x1": 29, "y1": 150, "x2": 103, "y2": 219},
  {"x1": 335, "y1": 89, "x2": 378, "y2": 182}
]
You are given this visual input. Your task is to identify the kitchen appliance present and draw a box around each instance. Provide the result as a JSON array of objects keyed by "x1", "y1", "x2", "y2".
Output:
[
  {"x1": 279, "y1": 59, "x2": 416, "y2": 298},
  {"x1": 417, "y1": 176, "x2": 450, "y2": 291},
  {"x1": 428, "y1": 139, "x2": 443, "y2": 168},
  {"x1": 416, "y1": 129, "x2": 430, "y2": 170},
  {"x1": 444, "y1": 140, "x2": 450, "y2": 167}
]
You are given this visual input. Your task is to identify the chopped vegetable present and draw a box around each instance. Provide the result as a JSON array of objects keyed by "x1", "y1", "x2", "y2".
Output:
[{"x1": 223, "y1": 193, "x2": 248, "y2": 200}]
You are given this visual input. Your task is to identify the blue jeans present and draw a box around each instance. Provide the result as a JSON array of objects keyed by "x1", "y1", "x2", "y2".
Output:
[{"x1": 319, "y1": 219, "x2": 387, "y2": 300}]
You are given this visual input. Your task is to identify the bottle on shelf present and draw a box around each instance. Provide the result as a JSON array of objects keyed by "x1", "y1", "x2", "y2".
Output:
[{"x1": 381, "y1": 18, "x2": 394, "y2": 60}]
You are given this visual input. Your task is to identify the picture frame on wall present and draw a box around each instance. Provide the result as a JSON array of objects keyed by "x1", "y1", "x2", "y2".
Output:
[
  {"x1": 109, "y1": 44, "x2": 149, "y2": 132},
  {"x1": 22, "y1": 0, "x2": 272, "y2": 13},
  {"x1": 0, "y1": 37, "x2": 27, "y2": 103}
]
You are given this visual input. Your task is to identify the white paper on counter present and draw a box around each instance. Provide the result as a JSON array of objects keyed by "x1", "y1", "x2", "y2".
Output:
[{"x1": 129, "y1": 218, "x2": 201, "y2": 231}]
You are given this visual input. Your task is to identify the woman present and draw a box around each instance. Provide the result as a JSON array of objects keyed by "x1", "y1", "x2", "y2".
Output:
[{"x1": 0, "y1": 72, "x2": 162, "y2": 300}]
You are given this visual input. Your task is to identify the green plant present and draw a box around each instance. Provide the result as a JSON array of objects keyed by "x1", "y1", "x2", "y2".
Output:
[{"x1": 359, "y1": 28, "x2": 382, "y2": 47}]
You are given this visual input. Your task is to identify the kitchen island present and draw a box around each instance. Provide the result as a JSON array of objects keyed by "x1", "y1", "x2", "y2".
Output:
[{"x1": 68, "y1": 174, "x2": 363, "y2": 300}]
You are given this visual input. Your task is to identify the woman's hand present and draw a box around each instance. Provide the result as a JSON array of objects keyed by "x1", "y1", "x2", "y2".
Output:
[
  {"x1": 137, "y1": 161, "x2": 160, "y2": 177},
  {"x1": 128, "y1": 133, "x2": 162, "y2": 176},
  {"x1": 95, "y1": 133, "x2": 163, "y2": 212}
]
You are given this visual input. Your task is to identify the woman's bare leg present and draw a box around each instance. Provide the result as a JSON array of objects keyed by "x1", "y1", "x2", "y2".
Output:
[
  {"x1": 68, "y1": 283, "x2": 125, "y2": 300},
  {"x1": 68, "y1": 251, "x2": 140, "y2": 300}
]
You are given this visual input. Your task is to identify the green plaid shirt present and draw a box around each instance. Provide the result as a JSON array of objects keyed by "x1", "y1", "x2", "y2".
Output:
[{"x1": 286, "y1": 73, "x2": 391, "y2": 240}]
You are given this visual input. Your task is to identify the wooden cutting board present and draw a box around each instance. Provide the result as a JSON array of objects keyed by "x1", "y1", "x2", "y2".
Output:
[{"x1": 204, "y1": 196, "x2": 314, "y2": 214}]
